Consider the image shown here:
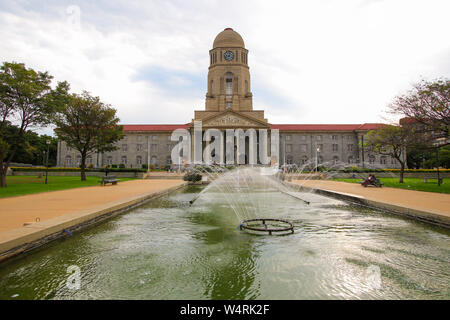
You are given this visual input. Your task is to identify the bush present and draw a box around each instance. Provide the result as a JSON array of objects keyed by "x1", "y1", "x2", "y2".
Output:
[
  {"x1": 10, "y1": 166, "x2": 146, "y2": 173},
  {"x1": 142, "y1": 164, "x2": 148, "y2": 170},
  {"x1": 183, "y1": 172, "x2": 202, "y2": 183},
  {"x1": 119, "y1": 163, "x2": 125, "y2": 169},
  {"x1": 111, "y1": 164, "x2": 118, "y2": 168}
]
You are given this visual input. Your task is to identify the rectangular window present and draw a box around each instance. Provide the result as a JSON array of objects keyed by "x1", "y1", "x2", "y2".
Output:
[
  {"x1": 300, "y1": 135, "x2": 306, "y2": 141},
  {"x1": 152, "y1": 136, "x2": 158, "y2": 141},
  {"x1": 300, "y1": 144, "x2": 307, "y2": 152},
  {"x1": 137, "y1": 144, "x2": 143, "y2": 152},
  {"x1": 286, "y1": 144, "x2": 292, "y2": 153},
  {"x1": 121, "y1": 156, "x2": 127, "y2": 164},
  {"x1": 347, "y1": 144, "x2": 354, "y2": 152},
  {"x1": 332, "y1": 135, "x2": 338, "y2": 140},
  {"x1": 122, "y1": 144, "x2": 128, "y2": 152},
  {"x1": 167, "y1": 144, "x2": 172, "y2": 152},
  {"x1": 316, "y1": 135, "x2": 322, "y2": 141},
  {"x1": 332, "y1": 144, "x2": 338, "y2": 152},
  {"x1": 151, "y1": 144, "x2": 158, "y2": 153},
  {"x1": 286, "y1": 135, "x2": 291, "y2": 141},
  {"x1": 317, "y1": 144, "x2": 323, "y2": 152},
  {"x1": 138, "y1": 135, "x2": 142, "y2": 142}
]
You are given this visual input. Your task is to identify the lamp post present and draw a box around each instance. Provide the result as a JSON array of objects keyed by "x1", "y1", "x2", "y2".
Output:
[
  {"x1": 315, "y1": 146, "x2": 320, "y2": 173},
  {"x1": 45, "y1": 139, "x2": 50, "y2": 184}
]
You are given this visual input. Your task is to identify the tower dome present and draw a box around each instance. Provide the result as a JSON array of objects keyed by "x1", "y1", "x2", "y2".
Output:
[{"x1": 213, "y1": 28, "x2": 245, "y2": 48}]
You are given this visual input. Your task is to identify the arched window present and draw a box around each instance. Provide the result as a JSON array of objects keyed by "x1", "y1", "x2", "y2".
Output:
[
  {"x1": 225, "y1": 73, "x2": 233, "y2": 96},
  {"x1": 121, "y1": 156, "x2": 127, "y2": 165},
  {"x1": 380, "y1": 156, "x2": 386, "y2": 165},
  {"x1": 107, "y1": 156, "x2": 113, "y2": 165},
  {"x1": 300, "y1": 156, "x2": 308, "y2": 165},
  {"x1": 166, "y1": 156, "x2": 172, "y2": 165},
  {"x1": 348, "y1": 156, "x2": 354, "y2": 164},
  {"x1": 136, "y1": 156, "x2": 142, "y2": 166}
]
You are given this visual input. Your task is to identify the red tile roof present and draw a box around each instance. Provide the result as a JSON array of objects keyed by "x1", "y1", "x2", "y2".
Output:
[
  {"x1": 270, "y1": 123, "x2": 385, "y2": 131},
  {"x1": 121, "y1": 123, "x2": 385, "y2": 132},
  {"x1": 122, "y1": 124, "x2": 190, "y2": 132}
]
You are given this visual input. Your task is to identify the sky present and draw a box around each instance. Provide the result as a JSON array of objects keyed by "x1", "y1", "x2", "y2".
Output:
[{"x1": 1, "y1": 0, "x2": 449, "y2": 135}]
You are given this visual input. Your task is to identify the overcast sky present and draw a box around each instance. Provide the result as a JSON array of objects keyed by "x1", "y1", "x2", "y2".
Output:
[{"x1": 1, "y1": 0, "x2": 449, "y2": 133}]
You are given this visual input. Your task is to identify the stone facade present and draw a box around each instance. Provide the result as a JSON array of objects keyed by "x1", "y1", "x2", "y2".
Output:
[{"x1": 57, "y1": 28, "x2": 401, "y2": 169}]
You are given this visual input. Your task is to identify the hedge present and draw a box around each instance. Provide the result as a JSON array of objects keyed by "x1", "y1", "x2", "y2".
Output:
[{"x1": 10, "y1": 167, "x2": 147, "y2": 173}]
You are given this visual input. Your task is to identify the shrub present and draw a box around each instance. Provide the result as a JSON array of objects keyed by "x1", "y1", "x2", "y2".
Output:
[
  {"x1": 142, "y1": 164, "x2": 148, "y2": 170},
  {"x1": 119, "y1": 163, "x2": 125, "y2": 169},
  {"x1": 183, "y1": 172, "x2": 202, "y2": 183},
  {"x1": 111, "y1": 164, "x2": 118, "y2": 168}
]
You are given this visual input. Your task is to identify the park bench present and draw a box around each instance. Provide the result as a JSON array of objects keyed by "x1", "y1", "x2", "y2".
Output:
[
  {"x1": 361, "y1": 178, "x2": 383, "y2": 188},
  {"x1": 423, "y1": 177, "x2": 444, "y2": 184},
  {"x1": 99, "y1": 175, "x2": 120, "y2": 186}
]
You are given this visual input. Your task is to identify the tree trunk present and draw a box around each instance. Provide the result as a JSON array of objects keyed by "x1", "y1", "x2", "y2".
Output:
[
  {"x1": 0, "y1": 163, "x2": 8, "y2": 188},
  {"x1": 80, "y1": 153, "x2": 87, "y2": 181},
  {"x1": 0, "y1": 172, "x2": 6, "y2": 188},
  {"x1": 399, "y1": 162, "x2": 405, "y2": 183}
]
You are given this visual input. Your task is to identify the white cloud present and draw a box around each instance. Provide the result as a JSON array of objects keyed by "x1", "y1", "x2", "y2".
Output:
[{"x1": 0, "y1": 0, "x2": 449, "y2": 135}]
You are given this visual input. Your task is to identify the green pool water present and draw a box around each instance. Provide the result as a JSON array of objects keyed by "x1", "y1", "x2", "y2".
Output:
[{"x1": 0, "y1": 185, "x2": 449, "y2": 299}]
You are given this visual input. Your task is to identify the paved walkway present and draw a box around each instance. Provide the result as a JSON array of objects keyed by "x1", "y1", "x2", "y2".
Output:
[
  {"x1": 293, "y1": 180, "x2": 450, "y2": 218},
  {"x1": 0, "y1": 179, "x2": 187, "y2": 259},
  {"x1": 0, "y1": 179, "x2": 186, "y2": 233}
]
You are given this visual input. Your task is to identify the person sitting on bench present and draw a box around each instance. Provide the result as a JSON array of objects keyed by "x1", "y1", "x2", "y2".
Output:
[{"x1": 361, "y1": 174, "x2": 376, "y2": 187}]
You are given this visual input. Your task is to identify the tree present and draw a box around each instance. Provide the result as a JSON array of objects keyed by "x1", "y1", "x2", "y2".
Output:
[
  {"x1": 0, "y1": 62, "x2": 67, "y2": 187},
  {"x1": 365, "y1": 125, "x2": 424, "y2": 183},
  {"x1": 54, "y1": 91, "x2": 123, "y2": 181},
  {"x1": 389, "y1": 78, "x2": 449, "y2": 144}
]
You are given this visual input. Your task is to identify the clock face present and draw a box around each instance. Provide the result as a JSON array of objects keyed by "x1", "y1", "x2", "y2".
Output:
[{"x1": 224, "y1": 51, "x2": 234, "y2": 61}]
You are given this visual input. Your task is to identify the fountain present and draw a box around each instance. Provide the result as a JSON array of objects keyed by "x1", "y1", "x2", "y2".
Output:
[{"x1": 187, "y1": 166, "x2": 312, "y2": 235}]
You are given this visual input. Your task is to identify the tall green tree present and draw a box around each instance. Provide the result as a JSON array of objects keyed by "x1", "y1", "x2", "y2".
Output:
[
  {"x1": 365, "y1": 125, "x2": 424, "y2": 183},
  {"x1": 54, "y1": 91, "x2": 123, "y2": 181},
  {"x1": 0, "y1": 62, "x2": 67, "y2": 187}
]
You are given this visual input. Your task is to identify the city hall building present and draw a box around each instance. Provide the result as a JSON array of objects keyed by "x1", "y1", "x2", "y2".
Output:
[{"x1": 57, "y1": 28, "x2": 399, "y2": 169}]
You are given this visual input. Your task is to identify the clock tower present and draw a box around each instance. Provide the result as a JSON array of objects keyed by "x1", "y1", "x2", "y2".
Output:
[{"x1": 206, "y1": 28, "x2": 253, "y2": 112}]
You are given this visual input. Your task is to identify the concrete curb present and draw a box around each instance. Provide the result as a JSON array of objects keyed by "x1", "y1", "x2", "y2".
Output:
[
  {"x1": 0, "y1": 182, "x2": 188, "y2": 263},
  {"x1": 287, "y1": 182, "x2": 450, "y2": 229}
]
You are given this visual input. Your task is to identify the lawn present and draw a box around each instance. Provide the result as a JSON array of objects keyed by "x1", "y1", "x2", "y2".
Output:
[
  {"x1": 332, "y1": 177, "x2": 450, "y2": 194},
  {"x1": 0, "y1": 176, "x2": 136, "y2": 198}
]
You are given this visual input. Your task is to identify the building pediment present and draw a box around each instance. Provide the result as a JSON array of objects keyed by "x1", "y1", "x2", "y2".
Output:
[{"x1": 199, "y1": 110, "x2": 270, "y2": 128}]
